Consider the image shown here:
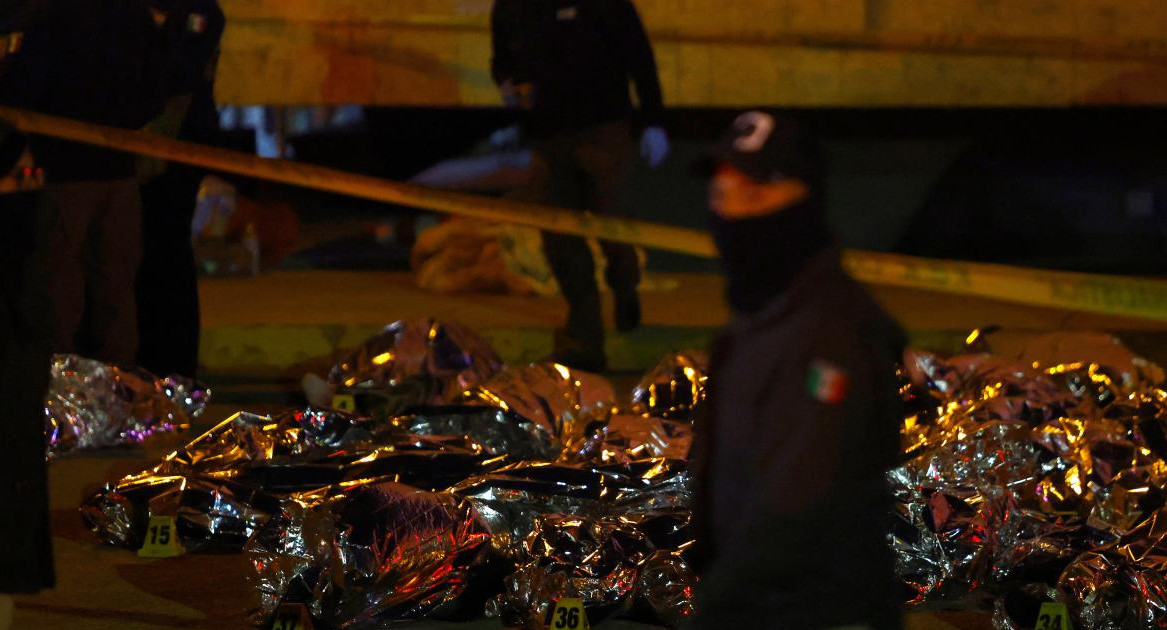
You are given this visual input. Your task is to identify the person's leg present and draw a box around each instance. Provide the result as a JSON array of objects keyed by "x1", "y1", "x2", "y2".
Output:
[
  {"x1": 574, "y1": 121, "x2": 641, "y2": 332},
  {"x1": 86, "y1": 179, "x2": 142, "y2": 365},
  {"x1": 528, "y1": 135, "x2": 606, "y2": 370},
  {"x1": 136, "y1": 170, "x2": 201, "y2": 376},
  {"x1": 0, "y1": 191, "x2": 55, "y2": 599},
  {"x1": 33, "y1": 183, "x2": 92, "y2": 355}
]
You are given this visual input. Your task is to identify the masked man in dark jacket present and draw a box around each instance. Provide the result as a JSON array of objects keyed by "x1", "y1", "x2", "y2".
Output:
[
  {"x1": 690, "y1": 111, "x2": 906, "y2": 630},
  {"x1": 491, "y1": 0, "x2": 670, "y2": 372}
]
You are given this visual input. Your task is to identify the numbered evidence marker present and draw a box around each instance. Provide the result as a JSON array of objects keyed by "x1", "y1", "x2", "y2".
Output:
[
  {"x1": 545, "y1": 598, "x2": 589, "y2": 630},
  {"x1": 1035, "y1": 602, "x2": 1074, "y2": 630},
  {"x1": 268, "y1": 603, "x2": 313, "y2": 630},
  {"x1": 137, "y1": 515, "x2": 184, "y2": 558},
  {"x1": 332, "y1": 393, "x2": 356, "y2": 413}
]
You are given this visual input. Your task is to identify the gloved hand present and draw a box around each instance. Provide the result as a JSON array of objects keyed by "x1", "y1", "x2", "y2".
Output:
[{"x1": 640, "y1": 126, "x2": 670, "y2": 169}]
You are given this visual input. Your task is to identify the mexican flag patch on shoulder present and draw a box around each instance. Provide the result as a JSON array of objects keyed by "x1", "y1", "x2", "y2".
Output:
[
  {"x1": 188, "y1": 13, "x2": 207, "y2": 34},
  {"x1": 807, "y1": 359, "x2": 849, "y2": 405}
]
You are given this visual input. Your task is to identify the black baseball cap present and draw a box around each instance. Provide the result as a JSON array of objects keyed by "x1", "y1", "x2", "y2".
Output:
[{"x1": 694, "y1": 110, "x2": 821, "y2": 186}]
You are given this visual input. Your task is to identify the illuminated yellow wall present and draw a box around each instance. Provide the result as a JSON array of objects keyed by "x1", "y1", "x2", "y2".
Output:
[{"x1": 216, "y1": 0, "x2": 1167, "y2": 106}]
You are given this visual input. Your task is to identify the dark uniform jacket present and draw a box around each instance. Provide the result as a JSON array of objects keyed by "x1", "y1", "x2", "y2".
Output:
[
  {"x1": 154, "y1": 0, "x2": 224, "y2": 145},
  {"x1": 490, "y1": 0, "x2": 663, "y2": 136},
  {"x1": 692, "y1": 249, "x2": 906, "y2": 630},
  {"x1": 0, "y1": 0, "x2": 163, "y2": 182}
]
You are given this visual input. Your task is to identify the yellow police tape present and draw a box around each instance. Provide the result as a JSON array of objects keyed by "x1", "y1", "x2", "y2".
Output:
[
  {"x1": 3, "y1": 105, "x2": 1167, "y2": 323},
  {"x1": 843, "y1": 251, "x2": 1167, "y2": 322}
]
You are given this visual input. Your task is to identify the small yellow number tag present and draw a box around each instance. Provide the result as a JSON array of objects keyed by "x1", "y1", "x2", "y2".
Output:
[
  {"x1": 1036, "y1": 603, "x2": 1073, "y2": 630},
  {"x1": 269, "y1": 603, "x2": 313, "y2": 630},
  {"x1": 331, "y1": 394, "x2": 356, "y2": 413},
  {"x1": 546, "y1": 598, "x2": 589, "y2": 630},
  {"x1": 137, "y1": 515, "x2": 184, "y2": 558}
]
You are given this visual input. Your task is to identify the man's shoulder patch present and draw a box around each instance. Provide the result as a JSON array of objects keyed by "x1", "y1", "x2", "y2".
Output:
[
  {"x1": 187, "y1": 13, "x2": 207, "y2": 34},
  {"x1": 807, "y1": 358, "x2": 849, "y2": 405}
]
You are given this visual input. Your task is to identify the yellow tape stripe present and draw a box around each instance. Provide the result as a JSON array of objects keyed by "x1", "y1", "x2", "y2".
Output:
[
  {"x1": 844, "y1": 251, "x2": 1167, "y2": 322},
  {"x1": 4, "y1": 106, "x2": 1167, "y2": 321}
]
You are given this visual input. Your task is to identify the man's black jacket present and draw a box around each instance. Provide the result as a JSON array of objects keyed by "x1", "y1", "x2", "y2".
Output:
[
  {"x1": 691, "y1": 249, "x2": 907, "y2": 630},
  {"x1": 0, "y1": 0, "x2": 163, "y2": 181},
  {"x1": 490, "y1": 0, "x2": 663, "y2": 136}
]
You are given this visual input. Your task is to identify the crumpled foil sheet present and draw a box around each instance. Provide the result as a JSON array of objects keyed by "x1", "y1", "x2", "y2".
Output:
[
  {"x1": 561, "y1": 414, "x2": 693, "y2": 465},
  {"x1": 892, "y1": 333, "x2": 1167, "y2": 630},
  {"x1": 1057, "y1": 509, "x2": 1167, "y2": 629},
  {"x1": 460, "y1": 363, "x2": 616, "y2": 447},
  {"x1": 81, "y1": 407, "x2": 507, "y2": 550},
  {"x1": 245, "y1": 481, "x2": 494, "y2": 628},
  {"x1": 450, "y1": 459, "x2": 691, "y2": 558},
  {"x1": 630, "y1": 351, "x2": 708, "y2": 421},
  {"x1": 391, "y1": 405, "x2": 561, "y2": 461},
  {"x1": 489, "y1": 510, "x2": 696, "y2": 629},
  {"x1": 46, "y1": 353, "x2": 210, "y2": 458},
  {"x1": 328, "y1": 319, "x2": 504, "y2": 416},
  {"x1": 82, "y1": 343, "x2": 700, "y2": 629}
]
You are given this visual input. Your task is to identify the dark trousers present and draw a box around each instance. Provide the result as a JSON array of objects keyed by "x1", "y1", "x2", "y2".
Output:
[
  {"x1": 0, "y1": 191, "x2": 55, "y2": 593},
  {"x1": 527, "y1": 121, "x2": 640, "y2": 360},
  {"x1": 136, "y1": 169, "x2": 201, "y2": 377},
  {"x1": 34, "y1": 179, "x2": 142, "y2": 365}
]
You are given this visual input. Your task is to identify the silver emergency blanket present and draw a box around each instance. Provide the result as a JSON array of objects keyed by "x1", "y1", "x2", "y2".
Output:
[
  {"x1": 245, "y1": 481, "x2": 494, "y2": 627},
  {"x1": 630, "y1": 351, "x2": 708, "y2": 421},
  {"x1": 328, "y1": 319, "x2": 503, "y2": 416},
  {"x1": 892, "y1": 333, "x2": 1167, "y2": 630},
  {"x1": 389, "y1": 405, "x2": 561, "y2": 460},
  {"x1": 81, "y1": 408, "x2": 506, "y2": 550},
  {"x1": 488, "y1": 510, "x2": 695, "y2": 629},
  {"x1": 561, "y1": 413, "x2": 694, "y2": 465},
  {"x1": 46, "y1": 354, "x2": 209, "y2": 457},
  {"x1": 84, "y1": 343, "x2": 700, "y2": 625},
  {"x1": 460, "y1": 362, "x2": 617, "y2": 447}
]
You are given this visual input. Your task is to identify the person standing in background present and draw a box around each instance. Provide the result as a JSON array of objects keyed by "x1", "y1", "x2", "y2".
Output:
[
  {"x1": 690, "y1": 111, "x2": 905, "y2": 630},
  {"x1": 0, "y1": 0, "x2": 164, "y2": 366},
  {"x1": 490, "y1": 0, "x2": 670, "y2": 372},
  {"x1": 136, "y1": 0, "x2": 225, "y2": 378}
]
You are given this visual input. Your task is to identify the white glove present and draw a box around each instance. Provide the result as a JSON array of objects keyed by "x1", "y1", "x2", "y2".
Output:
[
  {"x1": 489, "y1": 125, "x2": 522, "y2": 149},
  {"x1": 640, "y1": 126, "x2": 670, "y2": 169}
]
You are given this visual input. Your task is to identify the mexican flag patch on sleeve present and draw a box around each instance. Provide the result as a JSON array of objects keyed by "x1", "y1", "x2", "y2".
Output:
[
  {"x1": 807, "y1": 359, "x2": 849, "y2": 405},
  {"x1": 188, "y1": 13, "x2": 207, "y2": 34}
]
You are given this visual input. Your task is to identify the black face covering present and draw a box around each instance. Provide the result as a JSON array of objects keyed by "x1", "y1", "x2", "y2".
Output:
[{"x1": 709, "y1": 197, "x2": 831, "y2": 314}]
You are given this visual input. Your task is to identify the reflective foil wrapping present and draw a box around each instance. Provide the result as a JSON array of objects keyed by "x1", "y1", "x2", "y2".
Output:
[
  {"x1": 491, "y1": 510, "x2": 696, "y2": 629},
  {"x1": 630, "y1": 351, "x2": 708, "y2": 421},
  {"x1": 245, "y1": 482, "x2": 493, "y2": 628},
  {"x1": 460, "y1": 363, "x2": 617, "y2": 446},
  {"x1": 1057, "y1": 510, "x2": 1167, "y2": 629},
  {"x1": 494, "y1": 514, "x2": 645, "y2": 628},
  {"x1": 893, "y1": 338, "x2": 1167, "y2": 626},
  {"x1": 391, "y1": 405, "x2": 560, "y2": 460},
  {"x1": 563, "y1": 414, "x2": 693, "y2": 465},
  {"x1": 80, "y1": 407, "x2": 508, "y2": 551},
  {"x1": 328, "y1": 319, "x2": 503, "y2": 416},
  {"x1": 46, "y1": 354, "x2": 209, "y2": 458},
  {"x1": 635, "y1": 550, "x2": 697, "y2": 627},
  {"x1": 451, "y1": 459, "x2": 691, "y2": 556},
  {"x1": 79, "y1": 338, "x2": 708, "y2": 628}
]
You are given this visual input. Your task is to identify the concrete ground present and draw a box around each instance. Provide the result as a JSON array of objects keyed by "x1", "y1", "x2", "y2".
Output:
[{"x1": 13, "y1": 269, "x2": 1167, "y2": 630}]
